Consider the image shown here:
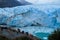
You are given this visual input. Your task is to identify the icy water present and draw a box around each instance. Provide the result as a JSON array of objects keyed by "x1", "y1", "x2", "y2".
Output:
[{"x1": 35, "y1": 32, "x2": 49, "y2": 40}]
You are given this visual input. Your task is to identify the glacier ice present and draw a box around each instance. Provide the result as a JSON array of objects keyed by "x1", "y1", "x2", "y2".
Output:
[
  {"x1": 56, "y1": 8, "x2": 60, "y2": 23},
  {"x1": 0, "y1": 5, "x2": 60, "y2": 28}
]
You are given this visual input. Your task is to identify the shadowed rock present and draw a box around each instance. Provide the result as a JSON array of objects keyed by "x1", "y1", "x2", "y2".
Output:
[{"x1": 0, "y1": 0, "x2": 32, "y2": 8}]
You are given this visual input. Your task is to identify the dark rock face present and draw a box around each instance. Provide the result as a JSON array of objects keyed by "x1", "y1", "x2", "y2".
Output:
[
  {"x1": 48, "y1": 28, "x2": 60, "y2": 40},
  {"x1": 0, "y1": 0, "x2": 32, "y2": 8}
]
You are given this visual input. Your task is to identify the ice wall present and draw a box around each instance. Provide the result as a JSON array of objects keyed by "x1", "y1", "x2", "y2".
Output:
[{"x1": 0, "y1": 5, "x2": 60, "y2": 28}]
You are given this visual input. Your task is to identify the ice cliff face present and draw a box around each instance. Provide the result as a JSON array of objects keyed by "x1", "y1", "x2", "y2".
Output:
[{"x1": 0, "y1": 5, "x2": 60, "y2": 28}]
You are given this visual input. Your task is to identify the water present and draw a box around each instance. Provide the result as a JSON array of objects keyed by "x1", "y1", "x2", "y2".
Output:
[{"x1": 35, "y1": 32, "x2": 49, "y2": 40}]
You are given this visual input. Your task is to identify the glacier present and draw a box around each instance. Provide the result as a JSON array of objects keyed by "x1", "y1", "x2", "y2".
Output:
[
  {"x1": 0, "y1": 5, "x2": 60, "y2": 40},
  {"x1": 0, "y1": 5, "x2": 60, "y2": 27}
]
